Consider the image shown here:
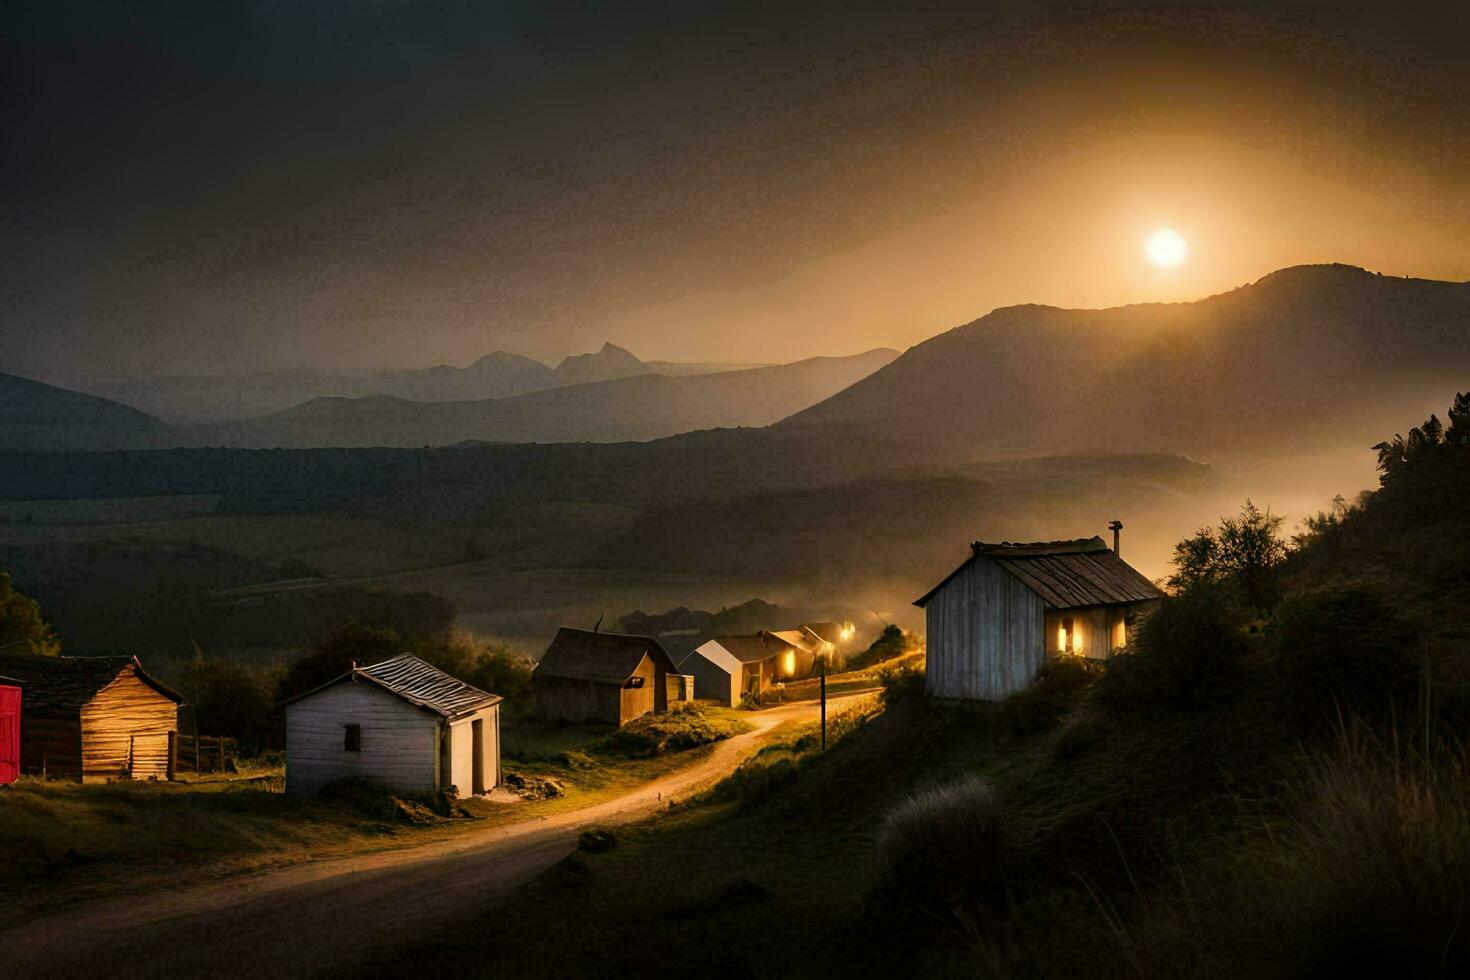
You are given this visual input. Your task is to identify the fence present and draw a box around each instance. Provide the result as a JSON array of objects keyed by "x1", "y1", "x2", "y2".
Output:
[{"x1": 175, "y1": 734, "x2": 239, "y2": 774}]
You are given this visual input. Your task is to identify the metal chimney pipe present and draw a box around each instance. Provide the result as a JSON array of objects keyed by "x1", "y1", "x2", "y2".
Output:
[{"x1": 1108, "y1": 520, "x2": 1123, "y2": 556}]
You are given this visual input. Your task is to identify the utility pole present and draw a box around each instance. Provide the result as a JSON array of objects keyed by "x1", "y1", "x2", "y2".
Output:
[{"x1": 819, "y1": 653, "x2": 827, "y2": 751}]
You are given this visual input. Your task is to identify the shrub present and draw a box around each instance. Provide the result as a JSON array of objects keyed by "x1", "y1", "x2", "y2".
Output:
[
  {"x1": 878, "y1": 660, "x2": 926, "y2": 706},
  {"x1": 1096, "y1": 590, "x2": 1247, "y2": 711},
  {"x1": 1000, "y1": 655, "x2": 1102, "y2": 735},
  {"x1": 848, "y1": 624, "x2": 914, "y2": 669},
  {"x1": 874, "y1": 776, "x2": 1011, "y2": 925},
  {"x1": 1267, "y1": 587, "x2": 1419, "y2": 723},
  {"x1": 590, "y1": 704, "x2": 752, "y2": 757}
]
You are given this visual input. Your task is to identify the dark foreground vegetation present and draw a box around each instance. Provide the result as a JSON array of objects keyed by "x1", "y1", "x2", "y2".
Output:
[{"x1": 365, "y1": 391, "x2": 1470, "y2": 978}]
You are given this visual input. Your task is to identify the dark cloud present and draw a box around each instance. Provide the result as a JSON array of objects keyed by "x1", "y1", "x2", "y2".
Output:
[{"x1": 3, "y1": 1, "x2": 1468, "y2": 381}]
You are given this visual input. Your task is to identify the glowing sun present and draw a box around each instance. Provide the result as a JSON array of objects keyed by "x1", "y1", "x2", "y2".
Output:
[{"x1": 1144, "y1": 228, "x2": 1188, "y2": 268}]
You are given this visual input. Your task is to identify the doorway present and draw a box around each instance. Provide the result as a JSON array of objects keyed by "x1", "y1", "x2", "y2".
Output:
[{"x1": 471, "y1": 718, "x2": 485, "y2": 795}]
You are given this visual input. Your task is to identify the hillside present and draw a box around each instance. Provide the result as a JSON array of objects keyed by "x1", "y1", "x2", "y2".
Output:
[
  {"x1": 180, "y1": 349, "x2": 899, "y2": 448},
  {"x1": 549, "y1": 342, "x2": 651, "y2": 386},
  {"x1": 0, "y1": 372, "x2": 168, "y2": 450},
  {"x1": 371, "y1": 394, "x2": 1470, "y2": 978},
  {"x1": 781, "y1": 265, "x2": 1470, "y2": 455}
]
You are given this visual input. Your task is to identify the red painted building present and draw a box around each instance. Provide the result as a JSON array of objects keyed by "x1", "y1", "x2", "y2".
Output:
[{"x1": 0, "y1": 677, "x2": 20, "y2": 785}]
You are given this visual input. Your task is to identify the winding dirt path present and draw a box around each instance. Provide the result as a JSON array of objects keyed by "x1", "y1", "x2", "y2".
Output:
[{"x1": 0, "y1": 697, "x2": 862, "y2": 979}]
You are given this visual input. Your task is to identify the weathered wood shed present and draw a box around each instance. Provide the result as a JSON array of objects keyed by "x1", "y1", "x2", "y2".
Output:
[
  {"x1": 533, "y1": 628, "x2": 680, "y2": 726},
  {"x1": 281, "y1": 653, "x2": 502, "y2": 797},
  {"x1": 0, "y1": 676, "x2": 19, "y2": 785},
  {"x1": 0, "y1": 654, "x2": 183, "y2": 781},
  {"x1": 914, "y1": 537, "x2": 1164, "y2": 701}
]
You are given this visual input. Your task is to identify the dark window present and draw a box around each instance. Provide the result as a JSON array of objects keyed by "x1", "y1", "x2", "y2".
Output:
[
  {"x1": 625, "y1": 676, "x2": 645, "y2": 689},
  {"x1": 344, "y1": 724, "x2": 362, "y2": 752}
]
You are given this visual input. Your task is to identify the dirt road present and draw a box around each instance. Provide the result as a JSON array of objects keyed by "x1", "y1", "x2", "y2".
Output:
[{"x1": 0, "y1": 697, "x2": 863, "y2": 979}]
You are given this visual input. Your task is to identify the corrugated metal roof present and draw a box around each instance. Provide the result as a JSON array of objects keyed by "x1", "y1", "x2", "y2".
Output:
[
  {"x1": 914, "y1": 536, "x2": 1164, "y2": 610},
  {"x1": 356, "y1": 654, "x2": 501, "y2": 718},
  {"x1": 533, "y1": 627, "x2": 678, "y2": 684},
  {"x1": 0, "y1": 654, "x2": 182, "y2": 716}
]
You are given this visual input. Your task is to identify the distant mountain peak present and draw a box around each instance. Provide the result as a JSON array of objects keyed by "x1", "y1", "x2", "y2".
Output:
[{"x1": 552, "y1": 342, "x2": 650, "y2": 385}]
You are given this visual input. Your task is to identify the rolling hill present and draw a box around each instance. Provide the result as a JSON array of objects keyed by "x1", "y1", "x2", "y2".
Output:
[
  {"x1": 779, "y1": 265, "x2": 1470, "y2": 455},
  {"x1": 0, "y1": 372, "x2": 169, "y2": 450},
  {"x1": 181, "y1": 349, "x2": 899, "y2": 448}
]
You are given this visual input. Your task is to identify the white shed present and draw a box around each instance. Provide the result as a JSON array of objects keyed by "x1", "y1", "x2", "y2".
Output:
[
  {"x1": 282, "y1": 654, "x2": 502, "y2": 797},
  {"x1": 680, "y1": 639, "x2": 744, "y2": 707}
]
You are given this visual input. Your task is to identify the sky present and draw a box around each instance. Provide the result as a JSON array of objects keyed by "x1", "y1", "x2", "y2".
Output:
[{"x1": 4, "y1": 1, "x2": 1469, "y2": 382}]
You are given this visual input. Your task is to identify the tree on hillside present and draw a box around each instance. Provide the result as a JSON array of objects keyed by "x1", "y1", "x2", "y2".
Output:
[
  {"x1": 1447, "y1": 391, "x2": 1470, "y2": 447},
  {"x1": 276, "y1": 621, "x2": 405, "y2": 702},
  {"x1": 0, "y1": 569, "x2": 60, "y2": 656},
  {"x1": 1167, "y1": 500, "x2": 1289, "y2": 613}
]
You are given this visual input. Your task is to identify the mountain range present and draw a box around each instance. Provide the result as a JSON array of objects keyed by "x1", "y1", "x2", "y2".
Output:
[
  {"x1": 83, "y1": 342, "x2": 758, "y2": 424},
  {"x1": 180, "y1": 349, "x2": 899, "y2": 448},
  {"x1": 781, "y1": 264, "x2": 1470, "y2": 455},
  {"x1": 6, "y1": 265, "x2": 1468, "y2": 456}
]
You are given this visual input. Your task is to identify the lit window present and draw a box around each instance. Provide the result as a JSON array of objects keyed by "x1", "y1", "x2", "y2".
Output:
[
  {"x1": 344, "y1": 724, "x2": 361, "y2": 752},
  {"x1": 782, "y1": 651, "x2": 797, "y2": 676},
  {"x1": 625, "y1": 676, "x2": 645, "y2": 689}
]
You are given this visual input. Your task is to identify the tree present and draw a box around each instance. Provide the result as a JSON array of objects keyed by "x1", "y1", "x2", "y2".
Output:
[
  {"x1": 0, "y1": 569, "x2": 60, "y2": 656},
  {"x1": 1217, "y1": 499, "x2": 1289, "y2": 613},
  {"x1": 1168, "y1": 527, "x2": 1221, "y2": 592},
  {"x1": 1166, "y1": 500, "x2": 1289, "y2": 613},
  {"x1": 1446, "y1": 391, "x2": 1470, "y2": 448}
]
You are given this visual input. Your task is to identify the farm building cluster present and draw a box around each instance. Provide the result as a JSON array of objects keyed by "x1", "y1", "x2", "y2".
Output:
[{"x1": 0, "y1": 527, "x2": 1161, "y2": 793}]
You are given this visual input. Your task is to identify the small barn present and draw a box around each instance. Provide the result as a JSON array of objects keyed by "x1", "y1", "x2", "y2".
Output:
[
  {"x1": 914, "y1": 537, "x2": 1164, "y2": 701},
  {"x1": 0, "y1": 654, "x2": 183, "y2": 781},
  {"x1": 0, "y1": 676, "x2": 19, "y2": 785},
  {"x1": 533, "y1": 628, "x2": 682, "y2": 726},
  {"x1": 281, "y1": 653, "x2": 502, "y2": 797},
  {"x1": 681, "y1": 632, "x2": 811, "y2": 706}
]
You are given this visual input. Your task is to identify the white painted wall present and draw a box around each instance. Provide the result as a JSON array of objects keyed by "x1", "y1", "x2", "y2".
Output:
[
  {"x1": 285, "y1": 681, "x2": 438, "y2": 796},
  {"x1": 683, "y1": 641, "x2": 741, "y2": 706},
  {"x1": 446, "y1": 704, "x2": 501, "y2": 797}
]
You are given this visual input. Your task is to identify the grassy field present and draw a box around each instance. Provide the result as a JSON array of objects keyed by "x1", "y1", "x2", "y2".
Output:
[{"x1": 769, "y1": 649, "x2": 925, "y2": 703}]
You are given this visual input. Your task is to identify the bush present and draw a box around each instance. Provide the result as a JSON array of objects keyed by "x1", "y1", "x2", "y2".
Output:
[
  {"x1": 170, "y1": 656, "x2": 285, "y2": 752},
  {"x1": 1267, "y1": 587, "x2": 1419, "y2": 723},
  {"x1": 999, "y1": 655, "x2": 1102, "y2": 735},
  {"x1": 590, "y1": 704, "x2": 752, "y2": 758},
  {"x1": 874, "y1": 776, "x2": 1011, "y2": 925},
  {"x1": 848, "y1": 624, "x2": 914, "y2": 669},
  {"x1": 878, "y1": 660, "x2": 926, "y2": 706},
  {"x1": 1096, "y1": 590, "x2": 1247, "y2": 711}
]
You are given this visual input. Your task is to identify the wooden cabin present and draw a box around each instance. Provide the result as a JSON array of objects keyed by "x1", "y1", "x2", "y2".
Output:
[
  {"x1": 914, "y1": 537, "x2": 1164, "y2": 701},
  {"x1": 533, "y1": 628, "x2": 682, "y2": 726},
  {"x1": 280, "y1": 653, "x2": 502, "y2": 797},
  {"x1": 681, "y1": 631, "x2": 816, "y2": 706},
  {"x1": 0, "y1": 654, "x2": 183, "y2": 781},
  {"x1": 0, "y1": 676, "x2": 19, "y2": 785}
]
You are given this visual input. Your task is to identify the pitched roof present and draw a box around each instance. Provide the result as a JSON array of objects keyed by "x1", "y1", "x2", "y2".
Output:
[
  {"x1": 914, "y1": 536, "x2": 1165, "y2": 610},
  {"x1": 280, "y1": 653, "x2": 502, "y2": 719},
  {"x1": 705, "y1": 633, "x2": 784, "y2": 664},
  {"x1": 534, "y1": 627, "x2": 677, "y2": 684},
  {"x1": 0, "y1": 654, "x2": 183, "y2": 716},
  {"x1": 766, "y1": 629, "x2": 818, "y2": 653}
]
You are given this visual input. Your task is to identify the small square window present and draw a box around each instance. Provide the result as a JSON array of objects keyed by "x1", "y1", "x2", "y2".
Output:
[
  {"x1": 344, "y1": 724, "x2": 362, "y2": 752},
  {"x1": 626, "y1": 676, "x2": 645, "y2": 689}
]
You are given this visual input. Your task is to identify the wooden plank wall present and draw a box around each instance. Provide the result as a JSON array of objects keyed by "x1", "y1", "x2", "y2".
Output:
[
  {"x1": 79, "y1": 668, "x2": 178, "y2": 782},
  {"x1": 925, "y1": 555, "x2": 1046, "y2": 701},
  {"x1": 284, "y1": 682, "x2": 438, "y2": 796},
  {"x1": 537, "y1": 676, "x2": 622, "y2": 725},
  {"x1": 20, "y1": 716, "x2": 81, "y2": 777},
  {"x1": 619, "y1": 653, "x2": 657, "y2": 726}
]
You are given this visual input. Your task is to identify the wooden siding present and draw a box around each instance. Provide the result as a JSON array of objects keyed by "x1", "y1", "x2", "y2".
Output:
[
  {"x1": 619, "y1": 653, "x2": 657, "y2": 726},
  {"x1": 536, "y1": 675, "x2": 624, "y2": 726},
  {"x1": 20, "y1": 716, "x2": 81, "y2": 777},
  {"x1": 285, "y1": 682, "x2": 438, "y2": 796},
  {"x1": 79, "y1": 668, "x2": 178, "y2": 782},
  {"x1": 925, "y1": 554, "x2": 1047, "y2": 701}
]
